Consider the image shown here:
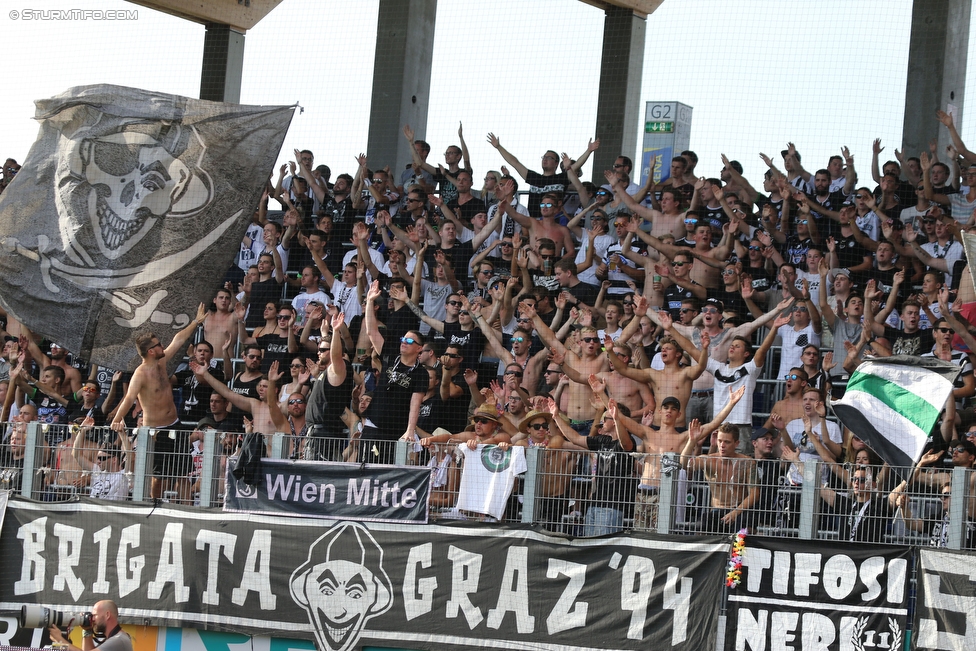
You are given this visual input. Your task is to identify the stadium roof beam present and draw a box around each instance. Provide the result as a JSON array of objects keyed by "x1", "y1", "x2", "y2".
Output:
[
  {"x1": 578, "y1": 0, "x2": 665, "y2": 19},
  {"x1": 127, "y1": 0, "x2": 285, "y2": 103},
  {"x1": 591, "y1": 3, "x2": 656, "y2": 183},
  {"x1": 903, "y1": 0, "x2": 970, "y2": 168}
]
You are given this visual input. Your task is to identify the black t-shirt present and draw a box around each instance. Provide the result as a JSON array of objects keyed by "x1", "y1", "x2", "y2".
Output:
[
  {"x1": 832, "y1": 234, "x2": 871, "y2": 270},
  {"x1": 433, "y1": 168, "x2": 471, "y2": 205},
  {"x1": 531, "y1": 270, "x2": 560, "y2": 293},
  {"x1": 565, "y1": 281, "x2": 601, "y2": 307},
  {"x1": 320, "y1": 196, "x2": 355, "y2": 243},
  {"x1": 586, "y1": 435, "x2": 636, "y2": 506},
  {"x1": 372, "y1": 357, "x2": 429, "y2": 436},
  {"x1": 229, "y1": 373, "x2": 261, "y2": 401},
  {"x1": 708, "y1": 287, "x2": 752, "y2": 321},
  {"x1": 742, "y1": 266, "x2": 774, "y2": 294},
  {"x1": 256, "y1": 332, "x2": 291, "y2": 373},
  {"x1": 524, "y1": 170, "x2": 569, "y2": 218},
  {"x1": 306, "y1": 361, "x2": 354, "y2": 433},
  {"x1": 174, "y1": 367, "x2": 220, "y2": 424},
  {"x1": 784, "y1": 235, "x2": 814, "y2": 266},
  {"x1": 439, "y1": 240, "x2": 474, "y2": 285},
  {"x1": 664, "y1": 282, "x2": 699, "y2": 319},
  {"x1": 833, "y1": 494, "x2": 892, "y2": 543},
  {"x1": 441, "y1": 322, "x2": 487, "y2": 365},
  {"x1": 246, "y1": 277, "x2": 284, "y2": 329},
  {"x1": 449, "y1": 196, "x2": 488, "y2": 224},
  {"x1": 381, "y1": 305, "x2": 421, "y2": 359},
  {"x1": 881, "y1": 325, "x2": 934, "y2": 356}
]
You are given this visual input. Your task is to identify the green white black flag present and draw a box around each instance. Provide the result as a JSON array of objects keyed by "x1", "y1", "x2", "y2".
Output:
[{"x1": 831, "y1": 355, "x2": 959, "y2": 474}]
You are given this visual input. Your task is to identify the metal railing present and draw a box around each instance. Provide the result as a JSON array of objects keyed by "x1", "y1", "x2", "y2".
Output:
[{"x1": 3, "y1": 421, "x2": 971, "y2": 549}]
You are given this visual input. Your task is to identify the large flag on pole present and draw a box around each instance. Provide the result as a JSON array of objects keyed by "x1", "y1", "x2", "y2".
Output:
[
  {"x1": 831, "y1": 355, "x2": 959, "y2": 475},
  {"x1": 0, "y1": 84, "x2": 293, "y2": 370}
]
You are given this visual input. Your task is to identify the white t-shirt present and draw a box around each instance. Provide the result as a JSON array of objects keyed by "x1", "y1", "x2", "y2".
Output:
[
  {"x1": 292, "y1": 290, "x2": 332, "y2": 325},
  {"x1": 329, "y1": 281, "x2": 362, "y2": 324},
  {"x1": 576, "y1": 232, "x2": 615, "y2": 286},
  {"x1": 89, "y1": 467, "x2": 130, "y2": 501},
  {"x1": 342, "y1": 247, "x2": 386, "y2": 284},
  {"x1": 785, "y1": 418, "x2": 843, "y2": 485},
  {"x1": 455, "y1": 445, "x2": 526, "y2": 520},
  {"x1": 237, "y1": 223, "x2": 264, "y2": 272},
  {"x1": 706, "y1": 358, "x2": 760, "y2": 424},
  {"x1": 777, "y1": 322, "x2": 820, "y2": 379}
]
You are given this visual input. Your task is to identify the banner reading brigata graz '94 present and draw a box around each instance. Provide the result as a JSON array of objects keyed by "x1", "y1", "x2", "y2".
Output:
[
  {"x1": 726, "y1": 537, "x2": 911, "y2": 651},
  {"x1": 0, "y1": 84, "x2": 293, "y2": 370},
  {"x1": 0, "y1": 497, "x2": 726, "y2": 651}
]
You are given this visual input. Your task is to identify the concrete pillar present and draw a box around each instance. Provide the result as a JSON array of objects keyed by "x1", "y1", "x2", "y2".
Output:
[
  {"x1": 902, "y1": 0, "x2": 970, "y2": 163},
  {"x1": 592, "y1": 6, "x2": 646, "y2": 183},
  {"x1": 200, "y1": 23, "x2": 245, "y2": 103},
  {"x1": 367, "y1": 0, "x2": 437, "y2": 175}
]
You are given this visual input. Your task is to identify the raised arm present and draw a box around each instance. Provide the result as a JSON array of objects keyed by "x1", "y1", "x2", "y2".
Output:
[
  {"x1": 190, "y1": 362, "x2": 253, "y2": 413},
  {"x1": 487, "y1": 133, "x2": 529, "y2": 179},
  {"x1": 165, "y1": 303, "x2": 207, "y2": 361},
  {"x1": 937, "y1": 109, "x2": 976, "y2": 164},
  {"x1": 265, "y1": 361, "x2": 289, "y2": 431}
]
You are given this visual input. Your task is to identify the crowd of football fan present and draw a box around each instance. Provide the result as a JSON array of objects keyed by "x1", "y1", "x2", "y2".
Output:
[{"x1": 1, "y1": 113, "x2": 974, "y2": 543}]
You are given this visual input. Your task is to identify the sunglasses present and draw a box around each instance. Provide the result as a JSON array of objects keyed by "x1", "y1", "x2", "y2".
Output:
[
  {"x1": 623, "y1": 301, "x2": 634, "y2": 306},
  {"x1": 505, "y1": 371, "x2": 523, "y2": 377},
  {"x1": 371, "y1": 178, "x2": 384, "y2": 183},
  {"x1": 596, "y1": 190, "x2": 609, "y2": 196},
  {"x1": 318, "y1": 347, "x2": 329, "y2": 352},
  {"x1": 277, "y1": 314, "x2": 291, "y2": 320},
  {"x1": 500, "y1": 241, "x2": 514, "y2": 247},
  {"x1": 473, "y1": 416, "x2": 495, "y2": 424},
  {"x1": 97, "y1": 455, "x2": 111, "y2": 462},
  {"x1": 701, "y1": 307, "x2": 720, "y2": 314},
  {"x1": 796, "y1": 219, "x2": 808, "y2": 225},
  {"x1": 401, "y1": 337, "x2": 419, "y2": 345},
  {"x1": 952, "y1": 446, "x2": 969, "y2": 454},
  {"x1": 446, "y1": 300, "x2": 462, "y2": 307},
  {"x1": 445, "y1": 353, "x2": 462, "y2": 358},
  {"x1": 680, "y1": 308, "x2": 696, "y2": 313},
  {"x1": 528, "y1": 422, "x2": 549, "y2": 431},
  {"x1": 581, "y1": 337, "x2": 600, "y2": 344},
  {"x1": 935, "y1": 327, "x2": 952, "y2": 333},
  {"x1": 545, "y1": 369, "x2": 561, "y2": 374},
  {"x1": 784, "y1": 373, "x2": 801, "y2": 381},
  {"x1": 459, "y1": 311, "x2": 470, "y2": 316},
  {"x1": 748, "y1": 245, "x2": 761, "y2": 251},
  {"x1": 672, "y1": 261, "x2": 688, "y2": 267},
  {"x1": 290, "y1": 363, "x2": 304, "y2": 368},
  {"x1": 850, "y1": 476, "x2": 867, "y2": 484},
  {"x1": 793, "y1": 306, "x2": 809, "y2": 312},
  {"x1": 512, "y1": 336, "x2": 526, "y2": 343},
  {"x1": 941, "y1": 493, "x2": 952, "y2": 499},
  {"x1": 288, "y1": 399, "x2": 305, "y2": 405},
  {"x1": 722, "y1": 269, "x2": 736, "y2": 276},
  {"x1": 539, "y1": 202, "x2": 554, "y2": 208}
]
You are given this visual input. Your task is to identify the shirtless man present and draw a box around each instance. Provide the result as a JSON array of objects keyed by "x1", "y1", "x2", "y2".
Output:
[
  {"x1": 500, "y1": 191, "x2": 576, "y2": 257},
  {"x1": 621, "y1": 387, "x2": 745, "y2": 531},
  {"x1": 680, "y1": 420, "x2": 760, "y2": 533},
  {"x1": 629, "y1": 219, "x2": 733, "y2": 290},
  {"x1": 22, "y1": 335, "x2": 82, "y2": 398},
  {"x1": 762, "y1": 368, "x2": 809, "y2": 433},
  {"x1": 637, "y1": 293, "x2": 793, "y2": 424},
  {"x1": 204, "y1": 288, "x2": 238, "y2": 354},
  {"x1": 603, "y1": 309, "x2": 708, "y2": 426},
  {"x1": 608, "y1": 172, "x2": 686, "y2": 240},
  {"x1": 190, "y1": 361, "x2": 278, "y2": 452},
  {"x1": 586, "y1": 343, "x2": 656, "y2": 419},
  {"x1": 526, "y1": 302, "x2": 608, "y2": 434},
  {"x1": 110, "y1": 303, "x2": 207, "y2": 500}
]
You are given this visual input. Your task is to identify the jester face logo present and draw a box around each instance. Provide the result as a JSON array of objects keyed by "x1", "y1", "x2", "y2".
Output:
[{"x1": 290, "y1": 523, "x2": 393, "y2": 651}]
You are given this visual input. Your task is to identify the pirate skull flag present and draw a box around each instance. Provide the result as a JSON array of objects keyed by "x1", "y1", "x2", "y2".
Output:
[{"x1": 0, "y1": 84, "x2": 294, "y2": 370}]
